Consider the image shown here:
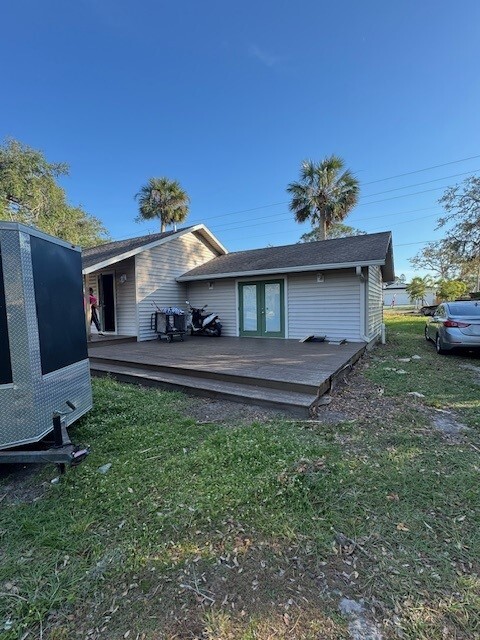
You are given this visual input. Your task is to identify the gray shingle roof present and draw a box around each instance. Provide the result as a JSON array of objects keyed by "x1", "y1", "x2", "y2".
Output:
[
  {"x1": 178, "y1": 232, "x2": 394, "y2": 281},
  {"x1": 82, "y1": 227, "x2": 195, "y2": 270}
]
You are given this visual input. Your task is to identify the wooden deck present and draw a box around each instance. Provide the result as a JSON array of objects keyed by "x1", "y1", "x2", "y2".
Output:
[{"x1": 88, "y1": 337, "x2": 366, "y2": 416}]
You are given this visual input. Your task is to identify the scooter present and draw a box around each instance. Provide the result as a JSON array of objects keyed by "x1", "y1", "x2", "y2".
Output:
[{"x1": 186, "y1": 301, "x2": 222, "y2": 337}]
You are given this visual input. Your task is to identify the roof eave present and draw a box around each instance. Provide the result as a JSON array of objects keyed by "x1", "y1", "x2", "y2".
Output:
[
  {"x1": 177, "y1": 259, "x2": 387, "y2": 282},
  {"x1": 381, "y1": 234, "x2": 395, "y2": 283},
  {"x1": 82, "y1": 224, "x2": 227, "y2": 274}
]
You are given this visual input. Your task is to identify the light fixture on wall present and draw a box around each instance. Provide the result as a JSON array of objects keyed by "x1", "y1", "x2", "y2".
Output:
[
  {"x1": 119, "y1": 274, "x2": 127, "y2": 284},
  {"x1": 208, "y1": 281, "x2": 214, "y2": 290},
  {"x1": 316, "y1": 273, "x2": 324, "y2": 283}
]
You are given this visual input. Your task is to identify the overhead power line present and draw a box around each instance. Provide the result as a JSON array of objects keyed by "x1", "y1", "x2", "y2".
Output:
[
  {"x1": 187, "y1": 154, "x2": 480, "y2": 224},
  {"x1": 208, "y1": 205, "x2": 442, "y2": 234},
  {"x1": 362, "y1": 154, "x2": 480, "y2": 185}
]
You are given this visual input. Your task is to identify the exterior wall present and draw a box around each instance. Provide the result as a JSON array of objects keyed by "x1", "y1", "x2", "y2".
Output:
[
  {"x1": 85, "y1": 257, "x2": 137, "y2": 335},
  {"x1": 368, "y1": 265, "x2": 383, "y2": 339},
  {"x1": 187, "y1": 269, "x2": 364, "y2": 342},
  {"x1": 287, "y1": 270, "x2": 363, "y2": 342},
  {"x1": 136, "y1": 231, "x2": 220, "y2": 341},
  {"x1": 383, "y1": 286, "x2": 436, "y2": 307},
  {"x1": 186, "y1": 278, "x2": 238, "y2": 337}
]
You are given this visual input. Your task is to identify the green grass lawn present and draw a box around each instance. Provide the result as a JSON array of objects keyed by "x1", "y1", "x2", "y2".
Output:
[{"x1": 0, "y1": 314, "x2": 479, "y2": 640}]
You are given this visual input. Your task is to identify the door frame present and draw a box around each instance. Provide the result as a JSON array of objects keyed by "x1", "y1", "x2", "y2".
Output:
[
  {"x1": 97, "y1": 271, "x2": 117, "y2": 334},
  {"x1": 237, "y1": 277, "x2": 287, "y2": 338}
]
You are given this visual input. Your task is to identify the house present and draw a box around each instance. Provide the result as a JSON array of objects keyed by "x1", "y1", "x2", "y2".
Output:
[
  {"x1": 82, "y1": 227, "x2": 394, "y2": 344},
  {"x1": 82, "y1": 225, "x2": 227, "y2": 341},
  {"x1": 383, "y1": 282, "x2": 436, "y2": 307}
]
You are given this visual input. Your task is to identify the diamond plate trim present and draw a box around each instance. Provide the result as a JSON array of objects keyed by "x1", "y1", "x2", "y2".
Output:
[{"x1": 0, "y1": 228, "x2": 92, "y2": 450}]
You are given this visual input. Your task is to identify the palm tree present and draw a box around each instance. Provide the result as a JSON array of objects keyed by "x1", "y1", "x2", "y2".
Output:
[
  {"x1": 287, "y1": 156, "x2": 360, "y2": 240},
  {"x1": 135, "y1": 177, "x2": 189, "y2": 233}
]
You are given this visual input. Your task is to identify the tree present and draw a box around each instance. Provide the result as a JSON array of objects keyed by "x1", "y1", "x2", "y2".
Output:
[
  {"x1": 438, "y1": 176, "x2": 480, "y2": 263},
  {"x1": 135, "y1": 177, "x2": 190, "y2": 233},
  {"x1": 406, "y1": 276, "x2": 433, "y2": 307},
  {"x1": 410, "y1": 240, "x2": 461, "y2": 280},
  {"x1": 436, "y1": 279, "x2": 468, "y2": 302},
  {"x1": 299, "y1": 222, "x2": 365, "y2": 243},
  {"x1": 0, "y1": 138, "x2": 109, "y2": 247},
  {"x1": 287, "y1": 155, "x2": 360, "y2": 240}
]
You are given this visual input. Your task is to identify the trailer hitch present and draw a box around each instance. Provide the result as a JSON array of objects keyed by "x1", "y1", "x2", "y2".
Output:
[{"x1": 0, "y1": 401, "x2": 90, "y2": 472}]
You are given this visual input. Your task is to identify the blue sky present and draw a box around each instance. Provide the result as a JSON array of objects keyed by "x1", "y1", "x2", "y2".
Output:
[{"x1": 2, "y1": 0, "x2": 480, "y2": 279}]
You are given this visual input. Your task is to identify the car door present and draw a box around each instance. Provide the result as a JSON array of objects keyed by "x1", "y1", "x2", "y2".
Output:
[{"x1": 429, "y1": 304, "x2": 444, "y2": 339}]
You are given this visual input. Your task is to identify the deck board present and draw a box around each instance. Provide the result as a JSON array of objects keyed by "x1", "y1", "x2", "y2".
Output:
[
  {"x1": 89, "y1": 337, "x2": 366, "y2": 413},
  {"x1": 89, "y1": 337, "x2": 364, "y2": 387}
]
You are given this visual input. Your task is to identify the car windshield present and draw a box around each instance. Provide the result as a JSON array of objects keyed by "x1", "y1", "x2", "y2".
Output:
[{"x1": 448, "y1": 303, "x2": 480, "y2": 316}]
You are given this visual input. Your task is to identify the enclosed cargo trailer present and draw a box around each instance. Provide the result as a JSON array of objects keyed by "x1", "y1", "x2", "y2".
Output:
[{"x1": 0, "y1": 222, "x2": 92, "y2": 459}]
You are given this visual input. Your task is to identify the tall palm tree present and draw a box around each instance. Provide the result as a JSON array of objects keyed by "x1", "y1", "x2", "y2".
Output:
[
  {"x1": 287, "y1": 156, "x2": 360, "y2": 240},
  {"x1": 135, "y1": 177, "x2": 190, "y2": 233}
]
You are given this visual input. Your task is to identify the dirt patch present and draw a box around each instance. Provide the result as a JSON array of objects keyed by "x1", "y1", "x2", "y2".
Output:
[
  {"x1": 320, "y1": 362, "x2": 407, "y2": 426},
  {"x1": 64, "y1": 527, "x2": 391, "y2": 640},
  {"x1": 0, "y1": 463, "x2": 50, "y2": 505},
  {"x1": 183, "y1": 396, "x2": 291, "y2": 425}
]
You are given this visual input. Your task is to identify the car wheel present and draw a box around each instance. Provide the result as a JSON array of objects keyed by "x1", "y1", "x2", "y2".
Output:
[
  {"x1": 435, "y1": 334, "x2": 447, "y2": 355},
  {"x1": 424, "y1": 325, "x2": 430, "y2": 342}
]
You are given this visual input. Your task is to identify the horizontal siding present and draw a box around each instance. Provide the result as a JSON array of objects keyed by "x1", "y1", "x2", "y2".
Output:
[
  {"x1": 136, "y1": 232, "x2": 220, "y2": 341},
  {"x1": 368, "y1": 265, "x2": 383, "y2": 339},
  {"x1": 186, "y1": 278, "x2": 237, "y2": 336},
  {"x1": 113, "y1": 258, "x2": 137, "y2": 335},
  {"x1": 85, "y1": 258, "x2": 137, "y2": 335},
  {"x1": 287, "y1": 271, "x2": 363, "y2": 342}
]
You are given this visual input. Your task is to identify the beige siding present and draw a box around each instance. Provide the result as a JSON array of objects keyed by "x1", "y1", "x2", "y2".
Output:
[
  {"x1": 287, "y1": 270, "x2": 363, "y2": 342},
  {"x1": 368, "y1": 265, "x2": 383, "y2": 339},
  {"x1": 85, "y1": 258, "x2": 137, "y2": 335},
  {"x1": 136, "y1": 232, "x2": 220, "y2": 341},
  {"x1": 186, "y1": 278, "x2": 238, "y2": 336}
]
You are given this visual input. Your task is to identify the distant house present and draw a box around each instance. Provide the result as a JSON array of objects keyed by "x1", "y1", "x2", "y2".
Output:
[
  {"x1": 383, "y1": 282, "x2": 436, "y2": 307},
  {"x1": 82, "y1": 228, "x2": 394, "y2": 344}
]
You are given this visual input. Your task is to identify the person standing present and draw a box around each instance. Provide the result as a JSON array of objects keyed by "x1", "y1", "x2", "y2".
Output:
[{"x1": 89, "y1": 287, "x2": 103, "y2": 334}]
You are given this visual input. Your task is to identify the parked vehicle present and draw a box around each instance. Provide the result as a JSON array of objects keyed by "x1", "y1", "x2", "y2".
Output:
[
  {"x1": 186, "y1": 301, "x2": 222, "y2": 337},
  {"x1": 425, "y1": 301, "x2": 480, "y2": 354}
]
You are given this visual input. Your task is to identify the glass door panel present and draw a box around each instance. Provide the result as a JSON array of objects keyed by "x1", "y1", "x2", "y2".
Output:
[
  {"x1": 264, "y1": 283, "x2": 281, "y2": 333},
  {"x1": 242, "y1": 284, "x2": 258, "y2": 333}
]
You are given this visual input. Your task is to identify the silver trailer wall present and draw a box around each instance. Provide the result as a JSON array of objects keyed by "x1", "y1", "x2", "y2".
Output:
[{"x1": 0, "y1": 223, "x2": 92, "y2": 450}]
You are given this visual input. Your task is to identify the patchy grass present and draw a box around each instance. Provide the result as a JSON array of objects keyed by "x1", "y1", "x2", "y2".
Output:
[
  {"x1": 0, "y1": 315, "x2": 479, "y2": 639},
  {"x1": 367, "y1": 311, "x2": 480, "y2": 430}
]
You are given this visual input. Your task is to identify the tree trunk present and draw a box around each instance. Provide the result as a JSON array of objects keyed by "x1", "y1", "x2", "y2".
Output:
[
  {"x1": 317, "y1": 213, "x2": 327, "y2": 240},
  {"x1": 161, "y1": 221, "x2": 166, "y2": 233}
]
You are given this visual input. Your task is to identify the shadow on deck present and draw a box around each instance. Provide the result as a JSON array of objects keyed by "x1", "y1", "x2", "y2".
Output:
[{"x1": 88, "y1": 337, "x2": 367, "y2": 416}]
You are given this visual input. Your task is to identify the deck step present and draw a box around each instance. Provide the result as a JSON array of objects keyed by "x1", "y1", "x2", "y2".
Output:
[
  {"x1": 88, "y1": 336, "x2": 137, "y2": 349},
  {"x1": 89, "y1": 355, "x2": 319, "y2": 394},
  {"x1": 90, "y1": 362, "x2": 318, "y2": 417}
]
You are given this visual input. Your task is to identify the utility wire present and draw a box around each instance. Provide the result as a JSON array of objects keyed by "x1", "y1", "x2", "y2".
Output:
[
  {"x1": 208, "y1": 205, "x2": 442, "y2": 234},
  {"x1": 187, "y1": 155, "x2": 480, "y2": 223},
  {"x1": 362, "y1": 154, "x2": 480, "y2": 185}
]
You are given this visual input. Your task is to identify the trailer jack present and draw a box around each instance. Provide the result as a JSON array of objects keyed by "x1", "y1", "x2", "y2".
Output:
[{"x1": 0, "y1": 402, "x2": 90, "y2": 473}]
